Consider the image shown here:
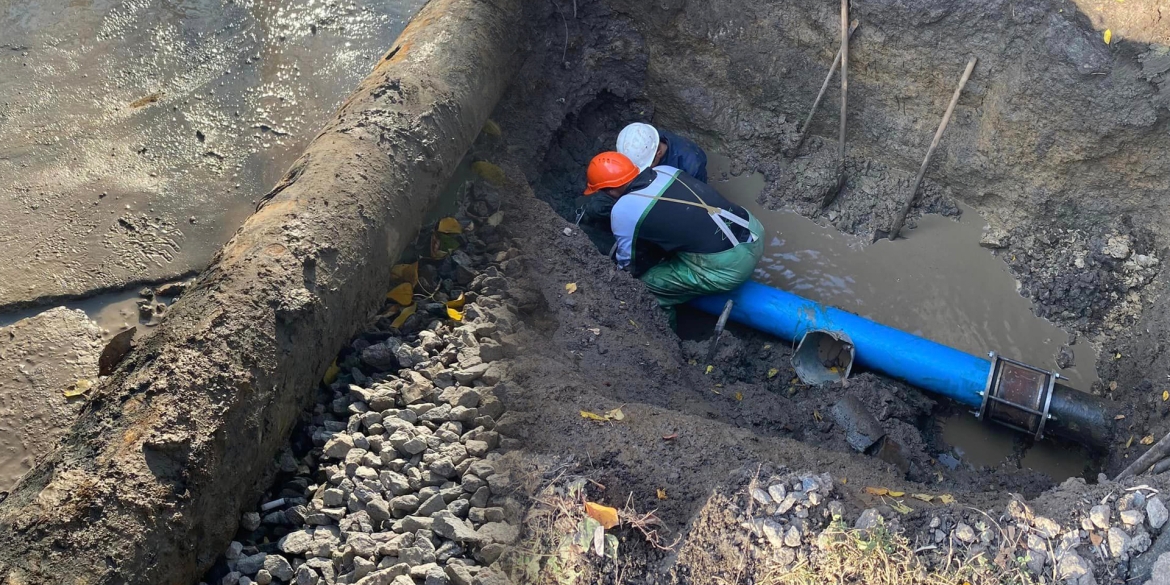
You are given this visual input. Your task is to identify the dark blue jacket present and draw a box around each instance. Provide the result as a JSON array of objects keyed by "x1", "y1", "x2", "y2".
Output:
[{"x1": 658, "y1": 129, "x2": 708, "y2": 183}]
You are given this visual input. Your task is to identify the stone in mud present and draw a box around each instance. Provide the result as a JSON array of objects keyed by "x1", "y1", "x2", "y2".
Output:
[
  {"x1": 356, "y1": 564, "x2": 410, "y2": 585},
  {"x1": 432, "y1": 511, "x2": 483, "y2": 544},
  {"x1": 953, "y1": 523, "x2": 976, "y2": 544},
  {"x1": 767, "y1": 483, "x2": 786, "y2": 502},
  {"x1": 236, "y1": 552, "x2": 267, "y2": 576},
  {"x1": 263, "y1": 555, "x2": 294, "y2": 582},
  {"x1": 241, "y1": 512, "x2": 262, "y2": 532},
  {"x1": 446, "y1": 565, "x2": 474, "y2": 585},
  {"x1": 254, "y1": 569, "x2": 273, "y2": 585},
  {"x1": 417, "y1": 493, "x2": 448, "y2": 517},
  {"x1": 1104, "y1": 235, "x2": 1132, "y2": 260},
  {"x1": 1032, "y1": 516, "x2": 1061, "y2": 539},
  {"x1": 1057, "y1": 345, "x2": 1075, "y2": 369},
  {"x1": 1090, "y1": 505, "x2": 1111, "y2": 530},
  {"x1": 855, "y1": 508, "x2": 882, "y2": 530},
  {"x1": 324, "y1": 435, "x2": 356, "y2": 459},
  {"x1": 1108, "y1": 526, "x2": 1130, "y2": 558},
  {"x1": 1148, "y1": 497, "x2": 1168, "y2": 531},
  {"x1": 478, "y1": 521, "x2": 519, "y2": 544},
  {"x1": 1058, "y1": 552, "x2": 1092, "y2": 580},
  {"x1": 1122, "y1": 509, "x2": 1145, "y2": 527},
  {"x1": 226, "y1": 541, "x2": 244, "y2": 560},
  {"x1": 279, "y1": 530, "x2": 314, "y2": 555},
  {"x1": 1132, "y1": 528, "x2": 1152, "y2": 554},
  {"x1": 979, "y1": 225, "x2": 1010, "y2": 249},
  {"x1": 362, "y1": 340, "x2": 402, "y2": 371},
  {"x1": 750, "y1": 488, "x2": 772, "y2": 506},
  {"x1": 783, "y1": 525, "x2": 802, "y2": 547}
]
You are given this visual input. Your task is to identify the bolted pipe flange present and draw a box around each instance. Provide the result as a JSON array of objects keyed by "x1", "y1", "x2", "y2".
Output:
[{"x1": 976, "y1": 353, "x2": 1056, "y2": 440}]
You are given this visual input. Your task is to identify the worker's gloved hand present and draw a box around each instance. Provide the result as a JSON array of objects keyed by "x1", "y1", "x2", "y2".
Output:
[{"x1": 575, "y1": 194, "x2": 616, "y2": 222}]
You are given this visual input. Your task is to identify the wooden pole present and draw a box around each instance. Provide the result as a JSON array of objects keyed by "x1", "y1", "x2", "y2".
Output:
[
  {"x1": 838, "y1": 0, "x2": 848, "y2": 167},
  {"x1": 887, "y1": 56, "x2": 977, "y2": 240},
  {"x1": 1117, "y1": 429, "x2": 1170, "y2": 480},
  {"x1": 788, "y1": 20, "x2": 858, "y2": 157}
]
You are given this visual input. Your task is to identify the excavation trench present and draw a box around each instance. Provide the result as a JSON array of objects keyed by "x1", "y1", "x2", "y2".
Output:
[{"x1": 3, "y1": 0, "x2": 1170, "y2": 583}]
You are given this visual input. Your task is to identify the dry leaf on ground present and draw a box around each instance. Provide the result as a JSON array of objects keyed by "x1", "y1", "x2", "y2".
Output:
[{"x1": 585, "y1": 502, "x2": 619, "y2": 529}]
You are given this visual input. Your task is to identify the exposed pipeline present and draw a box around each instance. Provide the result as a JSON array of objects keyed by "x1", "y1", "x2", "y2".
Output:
[{"x1": 690, "y1": 281, "x2": 1113, "y2": 449}]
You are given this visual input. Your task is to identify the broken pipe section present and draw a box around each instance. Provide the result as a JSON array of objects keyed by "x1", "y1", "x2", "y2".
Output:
[
  {"x1": 0, "y1": 0, "x2": 523, "y2": 582},
  {"x1": 831, "y1": 395, "x2": 910, "y2": 474}
]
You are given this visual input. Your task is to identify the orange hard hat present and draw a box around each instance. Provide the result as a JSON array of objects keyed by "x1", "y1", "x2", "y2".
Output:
[{"x1": 584, "y1": 151, "x2": 639, "y2": 195}]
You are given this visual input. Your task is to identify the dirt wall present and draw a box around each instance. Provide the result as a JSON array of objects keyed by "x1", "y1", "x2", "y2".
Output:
[{"x1": 616, "y1": 0, "x2": 1168, "y2": 234}]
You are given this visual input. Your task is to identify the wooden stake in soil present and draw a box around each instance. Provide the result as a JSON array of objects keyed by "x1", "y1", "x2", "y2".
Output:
[
  {"x1": 837, "y1": 0, "x2": 848, "y2": 180},
  {"x1": 1117, "y1": 429, "x2": 1170, "y2": 480},
  {"x1": 787, "y1": 20, "x2": 858, "y2": 157},
  {"x1": 821, "y1": 0, "x2": 850, "y2": 209},
  {"x1": 887, "y1": 56, "x2": 977, "y2": 240}
]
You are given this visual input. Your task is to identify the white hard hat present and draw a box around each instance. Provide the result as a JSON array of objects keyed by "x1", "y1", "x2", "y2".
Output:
[{"x1": 616, "y1": 123, "x2": 660, "y2": 171}]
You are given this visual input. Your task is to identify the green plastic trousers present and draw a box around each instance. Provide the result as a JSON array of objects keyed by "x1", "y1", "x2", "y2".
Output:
[{"x1": 640, "y1": 213, "x2": 765, "y2": 311}]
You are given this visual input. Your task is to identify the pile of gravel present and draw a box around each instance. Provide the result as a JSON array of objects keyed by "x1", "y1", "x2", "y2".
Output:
[
  {"x1": 202, "y1": 187, "x2": 529, "y2": 585},
  {"x1": 741, "y1": 471, "x2": 842, "y2": 568}
]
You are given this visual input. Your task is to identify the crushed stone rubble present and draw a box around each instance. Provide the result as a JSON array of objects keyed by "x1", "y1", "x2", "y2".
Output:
[
  {"x1": 203, "y1": 189, "x2": 527, "y2": 585},
  {"x1": 735, "y1": 469, "x2": 1170, "y2": 585}
]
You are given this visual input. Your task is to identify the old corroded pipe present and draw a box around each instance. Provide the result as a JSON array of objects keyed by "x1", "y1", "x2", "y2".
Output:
[{"x1": 0, "y1": 0, "x2": 522, "y2": 582}]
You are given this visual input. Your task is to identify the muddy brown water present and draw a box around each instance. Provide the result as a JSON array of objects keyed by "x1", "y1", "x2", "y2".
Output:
[{"x1": 706, "y1": 155, "x2": 1100, "y2": 480}]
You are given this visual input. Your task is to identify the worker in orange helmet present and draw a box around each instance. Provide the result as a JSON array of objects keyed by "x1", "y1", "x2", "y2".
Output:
[{"x1": 579, "y1": 151, "x2": 764, "y2": 317}]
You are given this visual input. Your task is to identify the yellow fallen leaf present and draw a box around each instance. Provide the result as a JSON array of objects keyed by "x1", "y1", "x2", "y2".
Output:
[
  {"x1": 656, "y1": 489, "x2": 668, "y2": 500},
  {"x1": 390, "y1": 262, "x2": 419, "y2": 285},
  {"x1": 911, "y1": 494, "x2": 934, "y2": 502},
  {"x1": 1115, "y1": 353, "x2": 1122, "y2": 360},
  {"x1": 437, "y1": 217, "x2": 463, "y2": 234},
  {"x1": 889, "y1": 500, "x2": 913, "y2": 515},
  {"x1": 1141, "y1": 435, "x2": 1155, "y2": 445},
  {"x1": 471, "y1": 161, "x2": 508, "y2": 185},
  {"x1": 813, "y1": 410, "x2": 823, "y2": 422},
  {"x1": 386, "y1": 282, "x2": 413, "y2": 305},
  {"x1": 938, "y1": 494, "x2": 955, "y2": 504},
  {"x1": 565, "y1": 282, "x2": 578, "y2": 294},
  {"x1": 1104, "y1": 29, "x2": 1112, "y2": 44},
  {"x1": 323, "y1": 360, "x2": 341, "y2": 385},
  {"x1": 767, "y1": 368, "x2": 779, "y2": 379},
  {"x1": 763, "y1": 344, "x2": 772, "y2": 350},
  {"x1": 64, "y1": 379, "x2": 93, "y2": 398},
  {"x1": 887, "y1": 491, "x2": 905, "y2": 498},
  {"x1": 1089, "y1": 532, "x2": 1103, "y2": 547},
  {"x1": 841, "y1": 478, "x2": 847, "y2": 485},
  {"x1": 606, "y1": 407, "x2": 625, "y2": 421},
  {"x1": 1115, "y1": 414, "x2": 1127, "y2": 420},
  {"x1": 1163, "y1": 390, "x2": 1168, "y2": 402},
  {"x1": 447, "y1": 307, "x2": 464, "y2": 322},
  {"x1": 482, "y1": 119, "x2": 502, "y2": 136},
  {"x1": 629, "y1": 319, "x2": 638, "y2": 329},
  {"x1": 734, "y1": 391, "x2": 744, "y2": 401},
  {"x1": 865, "y1": 487, "x2": 889, "y2": 496},
  {"x1": 705, "y1": 365, "x2": 714, "y2": 375},
  {"x1": 580, "y1": 410, "x2": 608, "y2": 422},
  {"x1": 446, "y1": 294, "x2": 466, "y2": 311},
  {"x1": 1127, "y1": 435, "x2": 1134, "y2": 449},
  {"x1": 585, "y1": 502, "x2": 619, "y2": 529},
  {"x1": 391, "y1": 303, "x2": 417, "y2": 329}
]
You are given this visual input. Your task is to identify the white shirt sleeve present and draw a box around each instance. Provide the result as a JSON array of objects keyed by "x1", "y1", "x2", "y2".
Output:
[{"x1": 609, "y1": 197, "x2": 640, "y2": 270}]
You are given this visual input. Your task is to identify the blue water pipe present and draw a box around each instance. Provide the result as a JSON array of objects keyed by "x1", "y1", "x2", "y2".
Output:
[{"x1": 689, "y1": 281, "x2": 1112, "y2": 447}]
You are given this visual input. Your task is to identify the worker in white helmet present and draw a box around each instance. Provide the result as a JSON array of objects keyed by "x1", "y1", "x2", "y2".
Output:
[
  {"x1": 616, "y1": 122, "x2": 708, "y2": 183},
  {"x1": 576, "y1": 122, "x2": 710, "y2": 224}
]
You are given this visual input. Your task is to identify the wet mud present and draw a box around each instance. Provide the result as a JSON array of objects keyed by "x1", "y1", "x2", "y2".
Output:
[{"x1": 0, "y1": 0, "x2": 426, "y2": 309}]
